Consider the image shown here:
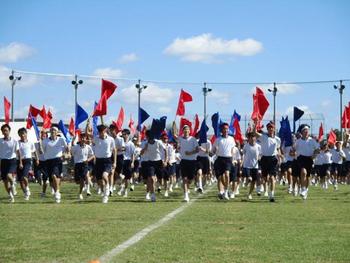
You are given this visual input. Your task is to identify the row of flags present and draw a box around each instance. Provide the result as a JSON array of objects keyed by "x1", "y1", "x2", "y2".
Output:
[{"x1": 0, "y1": 83, "x2": 344, "y2": 145}]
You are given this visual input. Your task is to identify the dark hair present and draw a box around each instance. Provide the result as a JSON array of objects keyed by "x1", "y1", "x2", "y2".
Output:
[
  {"x1": 220, "y1": 122, "x2": 229, "y2": 130},
  {"x1": 109, "y1": 124, "x2": 117, "y2": 130},
  {"x1": 97, "y1": 124, "x2": 108, "y2": 132},
  {"x1": 122, "y1": 129, "x2": 130, "y2": 135},
  {"x1": 18, "y1": 127, "x2": 27, "y2": 135},
  {"x1": 145, "y1": 130, "x2": 154, "y2": 140},
  {"x1": 1, "y1": 124, "x2": 11, "y2": 131},
  {"x1": 246, "y1": 132, "x2": 256, "y2": 138}
]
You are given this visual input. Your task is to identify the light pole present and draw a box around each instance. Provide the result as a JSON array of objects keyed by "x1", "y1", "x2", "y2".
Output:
[
  {"x1": 202, "y1": 82, "x2": 212, "y2": 121},
  {"x1": 334, "y1": 80, "x2": 345, "y2": 140},
  {"x1": 9, "y1": 70, "x2": 22, "y2": 122},
  {"x1": 71, "y1": 75, "x2": 83, "y2": 122},
  {"x1": 268, "y1": 82, "x2": 278, "y2": 125},
  {"x1": 135, "y1": 79, "x2": 147, "y2": 130}
]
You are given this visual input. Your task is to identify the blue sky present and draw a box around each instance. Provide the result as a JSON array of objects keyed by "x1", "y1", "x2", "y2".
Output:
[{"x1": 0, "y1": 0, "x2": 350, "y2": 134}]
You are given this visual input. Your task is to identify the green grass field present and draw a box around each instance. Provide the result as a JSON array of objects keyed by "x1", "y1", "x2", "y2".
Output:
[{"x1": 0, "y1": 182, "x2": 349, "y2": 263}]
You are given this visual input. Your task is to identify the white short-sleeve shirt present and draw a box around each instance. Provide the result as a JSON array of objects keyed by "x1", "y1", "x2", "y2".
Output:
[
  {"x1": 124, "y1": 141, "x2": 136, "y2": 160},
  {"x1": 213, "y1": 136, "x2": 236, "y2": 158},
  {"x1": 0, "y1": 137, "x2": 19, "y2": 159},
  {"x1": 72, "y1": 144, "x2": 94, "y2": 164},
  {"x1": 42, "y1": 137, "x2": 67, "y2": 160},
  {"x1": 198, "y1": 140, "x2": 212, "y2": 158},
  {"x1": 242, "y1": 143, "x2": 261, "y2": 169},
  {"x1": 18, "y1": 140, "x2": 35, "y2": 159},
  {"x1": 178, "y1": 136, "x2": 198, "y2": 161},
  {"x1": 93, "y1": 135, "x2": 115, "y2": 159},
  {"x1": 142, "y1": 139, "x2": 165, "y2": 161},
  {"x1": 295, "y1": 137, "x2": 319, "y2": 157},
  {"x1": 115, "y1": 136, "x2": 125, "y2": 156},
  {"x1": 259, "y1": 134, "x2": 280, "y2": 156},
  {"x1": 331, "y1": 148, "x2": 345, "y2": 164}
]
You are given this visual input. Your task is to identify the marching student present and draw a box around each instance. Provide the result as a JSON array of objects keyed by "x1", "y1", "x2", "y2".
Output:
[
  {"x1": 295, "y1": 124, "x2": 319, "y2": 200},
  {"x1": 71, "y1": 132, "x2": 95, "y2": 200},
  {"x1": 160, "y1": 132, "x2": 171, "y2": 197},
  {"x1": 173, "y1": 125, "x2": 199, "y2": 202},
  {"x1": 254, "y1": 121, "x2": 281, "y2": 202},
  {"x1": 40, "y1": 126, "x2": 69, "y2": 203},
  {"x1": 343, "y1": 133, "x2": 350, "y2": 184},
  {"x1": 281, "y1": 143, "x2": 296, "y2": 194},
  {"x1": 0, "y1": 124, "x2": 19, "y2": 203},
  {"x1": 319, "y1": 142, "x2": 332, "y2": 189},
  {"x1": 230, "y1": 142, "x2": 241, "y2": 199},
  {"x1": 196, "y1": 134, "x2": 212, "y2": 193},
  {"x1": 167, "y1": 141, "x2": 177, "y2": 193},
  {"x1": 17, "y1": 128, "x2": 39, "y2": 201},
  {"x1": 212, "y1": 123, "x2": 236, "y2": 200},
  {"x1": 330, "y1": 141, "x2": 345, "y2": 190},
  {"x1": 34, "y1": 130, "x2": 49, "y2": 197},
  {"x1": 92, "y1": 124, "x2": 116, "y2": 203},
  {"x1": 131, "y1": 136, "x2": 141, "y2": 189},
  {"x1": 140, "y1": 130, "x2": 167, "y2": 202},
  {"x1": 242, "y1": 132, "x2": 261, "y2": 200},
  {"x1": 120, "y1": 129, "x2": 135, "y2": 197}
]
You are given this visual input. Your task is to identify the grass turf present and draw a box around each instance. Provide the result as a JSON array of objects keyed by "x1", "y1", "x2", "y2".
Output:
[{"x1": 0, "y1": 182, "x2": 349, "y2": 263}]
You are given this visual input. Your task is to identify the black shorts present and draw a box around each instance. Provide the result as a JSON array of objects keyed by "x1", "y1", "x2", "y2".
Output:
[
  {"x1": 320, "y1": 164, "x2": 331, "y2": 177},
  {"x1": 133, "y1": 160, "x2": 140, "y2": 173},
  {"x1": 243, "y1": 168, "x2": 259, "y2": 181},
  {"x1": 116, "y1": 154, "x2": 124, "y2": 174},
  {"x1": 197, "y1": 156, "x2": 210, "y2": 174},
  {"x1": 297, "y1": 155, "x2": 313, "y2": 177},
  {"x1": 180, "y1": 159, "x2": 197, "y2": 181},
  {"x1": 0, "y1": 158, "x2": 17, "y2": 180},
  {"x1": 142, "y1": 160, "x2": 162, "y2": 178},
  {"x1": 292, "y1": 159, "x2": 300, "y2": 177},
  {"x1": 331, "y1": 163, "x2": 343, "y2": 176},
  {"x1": 46, "y1": 158, "x2": 63, "y2": 179},
  {"x1": 74, "y1": 162, "x2": 88, "y2": 183},
  {"x1": 214, "y1": 157, "x2": 232, "y2": 178},
  {"x1": 34, "y1": 159, "x2": 49, "y2": 182},
  {"x1": 230, "y1": 164, "x2": 238, "y2": 182},
  {"x1": 343, "y1": 161, "x2": 350, "y2": 174},
  {"x1": 167, "y1": 163, "x2": 176, "y2": 176},
  {"x1": 122, "y1": 160, "x2": 133, "y2": 180},
  {"x1": 94, "y1": 158, "x2": 112, "y2": 180},
  {"x1": 175, "y1": 163, "x2": 181, "y2": 178},
  {"x1": 260, "y1": 156, "x2": 278, "y2": 177},
  {"x1": 313, "y1": 165, "x2": 322, "y2": 176},
  {"x1": 140, "y1": 161, "x2": 147, "y2": 181},
  {"x1": 88, "y1": 160, "x2": 95, "y2": 173},
  {"x1": 281, "y1": 161, "x2": 293, "y2": 173},
  {"x1": 17, "y1": 158, "x2": 32, "y2": 181}
]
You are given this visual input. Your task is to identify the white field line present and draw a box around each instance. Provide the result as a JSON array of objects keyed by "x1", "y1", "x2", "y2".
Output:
[{"x1": 99, "y1": 185, "x2": 215, "y2": 263}]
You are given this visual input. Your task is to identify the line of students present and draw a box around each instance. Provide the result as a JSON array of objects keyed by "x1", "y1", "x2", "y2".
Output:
[{"x1": 1, "y1": 121, "x2": 349, "y2": 203}]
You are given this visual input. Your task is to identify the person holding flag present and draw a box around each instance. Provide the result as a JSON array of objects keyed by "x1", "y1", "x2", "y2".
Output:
[
  {"x1": 39, "y1": 126, "x2": 69, "y2": 203},
  {"x1": 254, "y1": 121, "x2": 281, "y2": 202},
  {"x1": 0, "y1": 124, "x2": 19, "y2": 203},
  {"x1": 17, "y1": 127, "x2": 39, "y2": 201}
]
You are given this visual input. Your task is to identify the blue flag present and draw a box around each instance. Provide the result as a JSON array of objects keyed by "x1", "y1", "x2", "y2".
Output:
[
  {"x1": 138, "y1": 107, "x2": 150, "y2": 131},
  {"x1": 167, "y1": 129, "x2": 174, "y2": 143},
  {"x1": 199, "y1": 119, "x2": 209, "y2": 144},
  {"x1": 279, "y1": 116, "x2": 293, "y2": 147},
  {"x1": 293, "y1": 106, "x2": 304, "y2": 133},
  {"x1": 30, "y1": 113, "x2": 40, "y2": 141},
  {"x1": 211, "y1": 112, "x2": 220, "y2": 137},
  {"x1": 58, "y1": 120, "x2": 72, "y2": 143},
  {"x1": 233, "y1": 110, "x2": 241, "y2": 121},
  {"x1": 92, "y1": 102, "x2": 99, "y2": 136},
  {"x1": 75, "y1": 103, "x2": 89, "y2": 129},
  {"x1": 150, "y1": 116, "x2": 167, "y2": 139}
]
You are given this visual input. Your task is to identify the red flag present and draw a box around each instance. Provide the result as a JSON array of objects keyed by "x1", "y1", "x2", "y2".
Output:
[
  {"x1": 4, "y1": 97, "x2": 11, "y2": 124},
  {"x1": 101, "y1": 79, "x2": 117, "y2": 100},
  {"x1": 318, "y1": 123, "x2": 324, "y2": 142},
  {"x1": 210, "y1": 134, "x2": 216, "y2": 145},
  {"x1": 29, "y1": 104, "x2": 41, "y2": 117},
  {"x1": 40, "y1": 106, "x2": 46, "y2": 119},
  {"x1": 69, "y1": 117, "x2": 75, "y2": 136},
  {"x1": 114, "y1": 107, "x2": 125, "y2": 132},
  {"x1": 233, "y1": 118, "x2": 244, "y2": 145},
  {"x1": 93, "y1": 93, "x2": 108, "y2": 117},
  {"x1": 342, "y1": 106, "x2": 348, "y2": 128},
  {"x1": 179, "y1": 117, "x2": 193, "y2": 136},
  {"x1": 251, "y1": 87, "x2": 270, "y2": 121},
  {"x1": 328, "y1": 129, "x2": 337, "y2": 145},
  {"x1": 128, "y1": 115, "x2": 136, "y2": 134},
  {"x1": 192, "y1": 114, "x2": 200, "y2": 136},
  {"x1": 140, "y1": 125, "x2": 147, "y2": 140},
  {"x1": 176, "y1": 89, "x2": 193, "y2": 116},
  {"x1": 42, "y1": 110, "x2": 53, "y2": 129},
  {"x1": 346, "y1": 105, "x2": 350, "y2": 129}
]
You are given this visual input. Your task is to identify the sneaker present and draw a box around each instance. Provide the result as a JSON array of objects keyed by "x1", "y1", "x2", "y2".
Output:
[
  {"x1": 294, "y1": 190, "x2": 298, "y2": 197},
  {"x1": 151, "y1": 193, "x2": 156, "y2": 202},
  {"x1": 24, "y1": 192, "x2": 30, "y2": 201},
  {"x1": 87, "y1": 190, "x2": 91, "y2": 196},
  {"x1": 218, "y1": 193, "x2": 224, "y2": 200},
  {"x1": 117, "y1": 189, "x2": 123, "y2": 196},
  {"x1": 169, "y1": 185, "x2": 173, "y2": 192},
  {"x1": 248, "y1": 194, "x2": 252, "y2": 200},
  {"x1": 79, "y1": 194, "x2": 83, "y2": 200},
  {"x1": 123, "y1": 190, "x2": 128, "y2": 198},
  {"x1": 264, "y1": 191, "x2": 268, "y2": 197},
  {"x1": 288, "y1": 186, "x2": 293, "y2": 194},
  {"x1": 184, "y1": 194, "x2": 190, "y2": 202},
  {"x1": 230, "y1": 192, "x2": 235, "y2": 199},
  {"x1": 224, "y1": 192, "x2": 230, "y2": 200},
  {"x1": 130, "y1": 185, "x2": 135, "y2": 191},
  {"x1": 97, "y1": 188, "x2": 102, "y2": 195},
  {"x1": 102, "y1": 195, "x2": 108, "y2": 204},
  {"x1": 146, "y1": 192, "x2": 151, "y2": 200},
  {"x1": 174, "y1": 183, "x2": 179, "y2": 189},
  {"x1": 157, "y1": 187, "x2": 161, "y2": 194},
  {"x1": 55, "y1": 192, "x2": 61, "y2": 203},
  {"x1": 334, "y1": 184, "x2": 338, "y2": 191},
  {"x1": 269, "y1": 197, "x2": 275, "y2": 202},
  {"x1": 51, "y1": 187, "x2": 55, "y2": 195},
  {"x1": 12, "y1": 185, "x2": 17, "y2": 196},
  {"x1": 164, "y1": 190, "x2": 169, "y2": 197},
  {"x1": 234, "y1": 189, "x2": 240, "y2": 196},
  {"x1": 40, "y1": 192, "x2": 46, "y2": 198},
  {"x1": 109, "y1": 190, "x2": 113, "y2": 197},
  {"x1": 197, "y1": 187, "x2": 203, "y2": 194}
]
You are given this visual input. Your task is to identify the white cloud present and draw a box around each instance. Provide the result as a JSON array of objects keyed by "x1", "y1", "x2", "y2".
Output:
[
  {"x1": 209, "y1": 90, "x2": 230, "y2": 105},
  {"x1": 164, "y1": 33, "x2": 263, "y2": 63},
  {"x1": 159, "y1": 106, "x2": 172, "y2": 114},
  {"x1": 253, "y1": 83, "x2": 302, "y2": 95},
  {"x1": 321, "y1": 100, "x2": 331, "y2": 107},
  {"x1": 120, "y1": 83, "x2": 174, "y2": 104},
  {"x1": 285, "y1": 105, "x2": 312, "y2": 116},
  {"x1": 118, "y1": 53, "x2": 138, "y2": 64},
  {"x1": 92, "y1": 67, "x2": 124, "y2": 79},
  {"x1": 0, "y1": 65, "x2": 40, "y2": 90},
  {"x1": 0, "y1": 42, "x2": 35, "y2": 63}
]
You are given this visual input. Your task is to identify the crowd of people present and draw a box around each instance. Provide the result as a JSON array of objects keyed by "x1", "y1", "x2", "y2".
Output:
[{"x1": 0, "y1": 120, "x2": 349, "y2": 204}]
